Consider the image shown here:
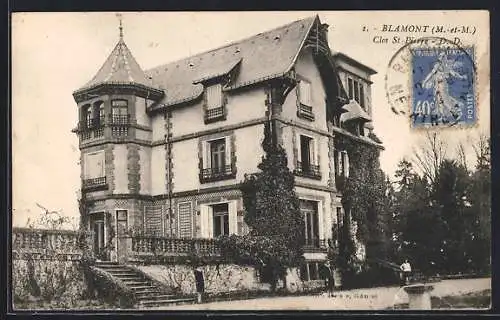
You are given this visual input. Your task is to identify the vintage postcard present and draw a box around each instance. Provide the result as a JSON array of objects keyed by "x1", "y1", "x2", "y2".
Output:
[{"x1": 11, "y1": 11, "x2": 491, "y2": 312}]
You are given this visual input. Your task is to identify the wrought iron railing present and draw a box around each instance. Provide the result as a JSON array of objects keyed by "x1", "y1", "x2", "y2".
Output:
[
  {"x1": 295, "y1": 162, "x2": 321, "y2": 179},
  {"x1": 297, "y1": 104, "x2": 315, "y2": 121},
  {"x1": 303, "y1": 238, "x2": 327, "y2": 249},
  {"x1": 204, "y1": 106, "x2": 226, "y2": 123},
  {"x1": 83, "y1": 176, "x2": 107, "y2": 190},
  {"x1": 199, "y1": 165, "x2": 235, "y2": 183},
  {"x1": 110, "y1": 114, "x2": 131, "y2": 126},
  {"x1": 131, "y1": 236, "x2": 221, "y2": 256}
]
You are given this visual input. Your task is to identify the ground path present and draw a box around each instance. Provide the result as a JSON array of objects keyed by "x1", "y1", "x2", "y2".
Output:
[{"x1": 156, "y1": 278, "x2": 490, "y2": 310}]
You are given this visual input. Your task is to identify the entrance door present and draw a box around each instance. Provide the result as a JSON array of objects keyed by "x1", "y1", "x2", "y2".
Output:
[{"x1": 90, "y1": 212, "x2": 106, "y2": 260}]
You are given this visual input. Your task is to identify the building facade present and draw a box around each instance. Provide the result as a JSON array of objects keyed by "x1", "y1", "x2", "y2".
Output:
[{"x1": 72, "y1": 16, "x2": 382, "y2": 279}]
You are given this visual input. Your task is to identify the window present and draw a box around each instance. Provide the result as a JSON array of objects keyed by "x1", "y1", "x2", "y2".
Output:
[
  {"x1": 212, "y1": 203, "x2": 229, "y2": 237},
  {"x1": 205, "y1": 84, "x2": 226, "y2": 123},
  {"x1": 297, "y1": 79, "x2": 314, "y2": 121},
  {"x1": 210, "y1": 139, "x2": 226, "y2": 172},
  {"x1": 200, "y1": 137, "x2": 234, "y2": 182},
  {"x1": 116, "y1": 210, "x2": 128, "y2": 235},
  {"x1": 83, "y1": 151, "x2": 107, "y2": 190},
  {"x1": 301, "y1": 200, "x2": 319, "y2": 247},
  {"x1": 84, "y1": 104, "x2": 93, "y2": 128},
  {"x1": 96, "y1": 101, "x2": 105, "y2": 126},
  {"x1": 111, "y1": 100, "x2": 129, "y2": 125},
  {"x1": 295, "y1": 135, "x2": 320, "y2": 179},
  {"x1": 347, "y1": 77, "x2": 365, "y2": 109},
  {"x1": 337, "y1": 151, "x2": 349, "y2": 177}
]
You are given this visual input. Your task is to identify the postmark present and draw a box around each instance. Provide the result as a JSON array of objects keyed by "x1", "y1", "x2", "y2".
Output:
[{"x1": 385, "y1": 37, "x2": 477, "y2": 129}]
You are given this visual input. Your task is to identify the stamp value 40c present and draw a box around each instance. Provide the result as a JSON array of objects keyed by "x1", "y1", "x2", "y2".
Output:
[{"x1": 411, "y1": 46, "x2": 476, "y2": 128}]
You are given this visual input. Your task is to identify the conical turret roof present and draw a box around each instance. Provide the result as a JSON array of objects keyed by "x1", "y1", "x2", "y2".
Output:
[{"x1": 74, "y1": 38, "x2": 159, "y2": 95}]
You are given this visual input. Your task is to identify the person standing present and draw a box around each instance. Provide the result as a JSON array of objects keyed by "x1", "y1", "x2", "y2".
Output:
[
  {"x1": 400, "y1": 259, "x2": 412, "y2": 286},
  {"x1": 193, "y1": 264, "x2": 205, "y2": 303},
  {"x1": 323, "y1": 261, "x2": 335, "y2": 297}
]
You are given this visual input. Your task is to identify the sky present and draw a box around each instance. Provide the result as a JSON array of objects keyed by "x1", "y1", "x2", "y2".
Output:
[{"x1": 11, "y1": 11, "x2": 490, "y2": 227}]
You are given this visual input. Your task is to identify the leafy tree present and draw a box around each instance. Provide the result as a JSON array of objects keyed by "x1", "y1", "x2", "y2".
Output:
[{"x1": 236, "y1": 121, "x2": 305, "y2": 291}]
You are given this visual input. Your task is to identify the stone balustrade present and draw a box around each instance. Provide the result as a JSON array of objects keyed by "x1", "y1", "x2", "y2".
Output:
[
  {"x1": 12, "y1": 227, "x2": 92, "y2": 260},
  {"x1": 130, "y1": 236, "x2": 221, "y2": 257}
]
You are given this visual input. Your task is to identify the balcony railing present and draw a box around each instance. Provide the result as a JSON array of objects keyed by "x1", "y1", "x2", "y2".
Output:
[
  {"x1": 303, "y1": 238, "x2": 327, "y2": 252},
  {"x1": 110, "y1": 114, "x2": 131, "y2": 126},
  {"x1": 81, "y1": 116, "x2": 106, "y2": 131},
  {"x1": 204, "y1": 106, "x2": 226, "y2": 123},
  {"x1": 131, "y1": 236, "x2": 221, "y2": 257},
  {"x1": 295, "y1": 162, "x2": 321, "y2": 180},
  {"x1": 199, "y1": 165, "x2": 235, "y2": 183},
  {"x1": 83, "y1": 176, "x2": 108, "y2": 191},
  {"x1": 297, "y1": 104, "x2": 315, "y2": 121}
]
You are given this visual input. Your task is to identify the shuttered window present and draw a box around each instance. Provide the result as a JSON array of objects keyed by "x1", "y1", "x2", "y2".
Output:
[
  {"x1": 84, "y1": 151, "x2": 105, "y2": 179},
  {"x1": 178, "y1": 202, "x2": 193, "y2": 238},
  {"x1": 206, "y1": 84, "x2": 223, "y2": 109},
  {"x1": 144, "y1": 205, "x2": 163, "y2": 236},
  {"x1": 299, "y1": 80, "x2": 312, "y2": 106}
]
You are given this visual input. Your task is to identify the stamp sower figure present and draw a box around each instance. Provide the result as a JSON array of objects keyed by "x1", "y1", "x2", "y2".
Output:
[
  {"x1": 400, "y1": 259, "x2": 412, "y2": 286},
  {"x1": 323, "y1": 260, "x2": 335, "y2": 297},
  {"x1": 193, "y1": 264, "x2": 205, "y2": 303},
  {"x1": 421, "y1": 52, "x2": 468, "y2": 122}
]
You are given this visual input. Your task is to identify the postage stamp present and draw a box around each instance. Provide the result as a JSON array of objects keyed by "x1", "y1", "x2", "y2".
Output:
[
  {"x1": 385, "y1": 36, "x2": 478, "y2": 129},
  {"x1": 410, "y1": 46, "x2": 476, "y2": 128}
]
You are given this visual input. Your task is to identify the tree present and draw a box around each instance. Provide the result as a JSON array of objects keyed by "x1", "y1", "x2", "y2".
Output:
[
  {"x1": 412, "y1": 132, "x2": 447, "y2": 186},
  {"x1": 238, "y1": 121, "x2": 305, "y2": 291}
]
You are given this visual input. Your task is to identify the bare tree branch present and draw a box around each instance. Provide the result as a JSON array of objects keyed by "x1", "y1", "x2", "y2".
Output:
[{"x1": 411, "y1": 132, "x2": 447, "y2": 185}]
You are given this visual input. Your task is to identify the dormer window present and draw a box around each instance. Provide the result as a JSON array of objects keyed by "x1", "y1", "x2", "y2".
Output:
[
  {"x1": 204, "y1": 83, "x2": 226, "y2": 123},
  {"x1": 347, "y1": 77, "x2": 365, "y2": 109},
  {"x1": 297, "y1": 78, "x2": 315, "y2": 121}
]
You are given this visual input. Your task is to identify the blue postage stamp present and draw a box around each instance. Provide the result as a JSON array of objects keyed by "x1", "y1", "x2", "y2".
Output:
[{"x1": 410, "y1": 46, "x2": 476, "y2": 128}]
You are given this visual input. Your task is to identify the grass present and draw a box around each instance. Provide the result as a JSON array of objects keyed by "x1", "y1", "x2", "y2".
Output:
[{"x1": 392, "y1": 289, "x2": 491, "y2": 310}]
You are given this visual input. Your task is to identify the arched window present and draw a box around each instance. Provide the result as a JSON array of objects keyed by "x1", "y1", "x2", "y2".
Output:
[
  {"x1": 94, "y1": 101, "x2": 105, "y2": 126},
  {"x1": 83, "y1": 104, "x2": 93, "y2": 128}
]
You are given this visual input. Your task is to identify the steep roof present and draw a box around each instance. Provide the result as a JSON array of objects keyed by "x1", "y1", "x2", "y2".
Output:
[
  {"x1": 341, "y1": 100, "x2": 372, "y2": 122},
  {"x1": 332, "y1": 51, "x2": 377, "y2": 75},
  {"x1": 146, "y1": 16, "x2": 317, "y2": 107},
  {"x1": 74, "y1": 38, "x2": 157, "y2": 94}
]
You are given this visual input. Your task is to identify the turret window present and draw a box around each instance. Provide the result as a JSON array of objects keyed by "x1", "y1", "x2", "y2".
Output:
[
  {"x1": 297, "y1": 78, "x2": 315, "y2": 121},
  {"x1": 111, "y1": 100, "x2": 130, "y2": 125}
]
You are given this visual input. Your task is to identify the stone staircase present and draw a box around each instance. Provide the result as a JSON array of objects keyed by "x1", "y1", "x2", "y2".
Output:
[{"x1": 94, "y1": 261, "x2": 195, "y2": 308}]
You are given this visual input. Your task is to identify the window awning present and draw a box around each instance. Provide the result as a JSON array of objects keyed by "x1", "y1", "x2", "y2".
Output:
[
  {"x1": 193, "y1": 58, "x2": 242, "y2": 84},
  {"x1": 340, "y1": 100, "x2": 372, "y2": 123}
]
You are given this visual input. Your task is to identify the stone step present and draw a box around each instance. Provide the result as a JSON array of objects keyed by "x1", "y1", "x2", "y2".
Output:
[
  {"x1": 137, "y1": 297, "x2": 196, "y2": 308},
  {"x1": 129, "y1": 285, "x2": 158, "y2": 291},
  {"x1": 136, "y1": 294, "x2": 176, "y2": 301},
  {"x1": 122, "y1": 281, "x2": 151, "y2": 286}
]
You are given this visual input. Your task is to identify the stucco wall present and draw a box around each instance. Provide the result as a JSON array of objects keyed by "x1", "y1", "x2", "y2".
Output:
[
  {"x1": 151, "y1": 114, "x2": 166, "y2": 142},
  {"x1": 281, "y1": 47, "x2": 328, "y2": 132},
  {"x1": 139, "y1": 147, "x2": 151, "y2": 194},
  {"x1": 113, "y1": 144, "x2": 129, "y2": 194},
  {"x1": 171, "y1": 139, "x2": 199, "y2": 192},
  {"x1": 151, "y1": 146, "x2": 166, "y2": 195},
  {"x1": 134, "y1": 97, "x2": 151, "y2": 127},
  {"x1": 171, "y1": 88, "x2": 266, "y2": 137}
]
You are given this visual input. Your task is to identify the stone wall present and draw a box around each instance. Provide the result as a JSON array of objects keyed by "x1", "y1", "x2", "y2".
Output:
[
  {"x1": 11, "y1": 228, "x2": 90, "y2": 309},
  {"x1": 135, "y1": 264, "x2": 263, "y2": 295}
]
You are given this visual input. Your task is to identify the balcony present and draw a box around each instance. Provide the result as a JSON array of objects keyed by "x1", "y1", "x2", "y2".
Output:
[
  {"x1": 199, "y1": 165, "x2": 235, "y2": 183},
  {"x1": 204, "y1": 106, "x2": 226, "y2": 124},
  {"x1": 83, "y1": 176, "x2": 108, "y2": 191},
  {"x1": 297, "y1": 104, "x2": 315, "y2": 121},
  {"x1": 303, "y1": 238, "x2": 328, "y2": 252},
  {"x1": 110, "y1": 114, "x2": 131, "y2": 126},
  {"x1": 295, "y1": 162, "x2": 321, "y2": 180}
]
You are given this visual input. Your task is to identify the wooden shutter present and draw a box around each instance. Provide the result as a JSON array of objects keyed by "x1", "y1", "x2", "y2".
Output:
[
  {"x1": 207, "y1": 84, "x2": 222, "y2": 109},
  {"x1": 178, "y1": 202, "x2": 193, "y2": 238},
  {"x1": 344, "y1": 152, "x2": 350, "y2": 177},
  {"x1": 202, "y1": 141, "x2": 210, "y2": 169},
  {"x1": 296, "y1": 133, "x2": 302, "y2": 164},
  {"x1": 224, "y1": 136, "x2": 231, "y2": 169},
  {"x1": 200, "y1": 205, "x2": 210, "y2": 238},
  {"x1": 229, "y1": 201, "x2": 238, "y2": 235},
  {"x1": 299, "y1": 80, "x2": 312, "y2": 106},
  {"x1": 207, "y1": 205, "x2": 214, "y2": 238}
]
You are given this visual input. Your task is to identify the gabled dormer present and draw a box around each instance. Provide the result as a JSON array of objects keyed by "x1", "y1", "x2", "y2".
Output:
[{"x1": 192, "y1": 57, "x2": 242, "y2": 124}]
